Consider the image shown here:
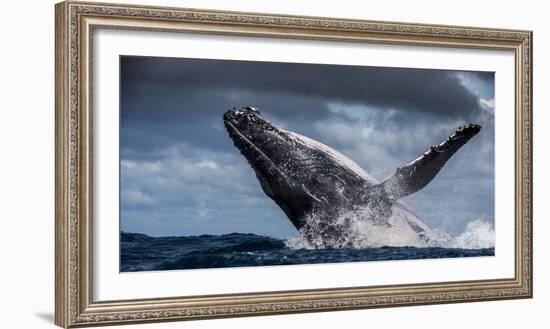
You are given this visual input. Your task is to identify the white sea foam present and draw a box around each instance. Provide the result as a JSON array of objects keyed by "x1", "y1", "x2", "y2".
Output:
[
  {"x1": 284, "y1": 210, "x2": 495, "y2": 250},
  {"x1": 284, "y1": 203, "x2": 434, "y2": 249},
  {"x1": 444, "y1": 218, "x2": 495, "y2": 249},
  {"x1": 284, "y1": 235, "x2": 317, "y2": 250}
]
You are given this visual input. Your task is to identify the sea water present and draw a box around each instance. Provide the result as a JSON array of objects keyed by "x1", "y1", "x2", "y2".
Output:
[{"x1": 120, "y1": 221, "x2": 494, "y2": 272}]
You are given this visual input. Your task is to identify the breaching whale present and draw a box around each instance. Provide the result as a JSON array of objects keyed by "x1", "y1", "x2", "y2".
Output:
[{"x1": 223, "y1": 106, "x2": 481, "y2": 248}]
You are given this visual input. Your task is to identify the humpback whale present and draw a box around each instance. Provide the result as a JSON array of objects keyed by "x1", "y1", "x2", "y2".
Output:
[{"x1": 223, "y1": 106, "x2": 481, "y2": 248}]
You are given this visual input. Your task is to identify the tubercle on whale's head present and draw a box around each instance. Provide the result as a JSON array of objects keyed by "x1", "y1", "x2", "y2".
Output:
[{"x1": 223, "y1": 106, "x2": 269, "y2": 136}]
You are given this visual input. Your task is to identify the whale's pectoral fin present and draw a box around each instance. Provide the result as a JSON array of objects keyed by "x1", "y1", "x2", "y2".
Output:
[{"x1": 378, "y1": 123, "x2": 481, "y2": 200}]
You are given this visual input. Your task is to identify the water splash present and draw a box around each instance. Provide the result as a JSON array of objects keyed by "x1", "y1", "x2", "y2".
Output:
[
  {"x1": 284, "y1": 235, "x2": 316, "y2": 250},
  {"x1": 284, "y1": 208, "x2": 495, "y2": 250},
  {"x1": 443, "y1": 218, "x2": 495, "y2": 249}
]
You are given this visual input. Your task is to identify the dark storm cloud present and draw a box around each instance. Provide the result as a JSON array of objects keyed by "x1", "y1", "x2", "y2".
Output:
[
  {"x1": 120, "y1": 84, "x2": 332, "y2": 158},
  {"x1": 121, "y1": 56, "x2": 483, "y2": 121},
  {"x1": 467, "y1": 71, "x2": 495, "y2": 84}
]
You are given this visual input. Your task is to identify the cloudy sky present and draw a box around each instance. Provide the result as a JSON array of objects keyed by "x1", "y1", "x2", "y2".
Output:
[{"x1": 120, "y1": 55, "x2": 495, "y2": 238}]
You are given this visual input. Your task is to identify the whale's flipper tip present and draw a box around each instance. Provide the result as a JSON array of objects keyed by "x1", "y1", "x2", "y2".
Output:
[
  {"x1": 452, "y1": 123, "x2": 481, "y2": 139},
  {"x1": 380, "y1": 123, "x2": 482, "y2": 200}
]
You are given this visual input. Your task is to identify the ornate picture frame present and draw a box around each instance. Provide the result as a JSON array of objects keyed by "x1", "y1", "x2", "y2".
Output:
[{"x1": 55, "y1": 1, "x2": 532, "y2": 327}]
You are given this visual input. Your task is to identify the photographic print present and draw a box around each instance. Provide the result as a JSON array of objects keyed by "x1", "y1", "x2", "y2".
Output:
[
  {"x1": 119, "y1": 56, "x2": 495, "y2": 272},
  {"x1": 55, "y1": 4, "x2": 532, "y2": 325}
]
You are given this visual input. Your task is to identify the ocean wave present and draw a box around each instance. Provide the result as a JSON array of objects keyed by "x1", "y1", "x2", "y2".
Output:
[
  {"x1": 120, "y1": 205, "x2": 495, "y2": 271},
  {"x1": 121, "y1": 231, "x2": 494, "y2": 272}
]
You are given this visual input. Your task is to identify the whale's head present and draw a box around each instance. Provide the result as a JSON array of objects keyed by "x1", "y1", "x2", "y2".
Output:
[
  {"x1": 223, "y1": 106, "x2": 361, "y2": 229},
  {"x1": 224, "y1": 106, "x2": 307, "y2": 227}
]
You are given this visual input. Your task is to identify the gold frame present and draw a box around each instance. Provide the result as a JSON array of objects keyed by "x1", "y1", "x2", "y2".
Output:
[{"x1": 55, "y1": 1, "x2": 533, "y2": 327}]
